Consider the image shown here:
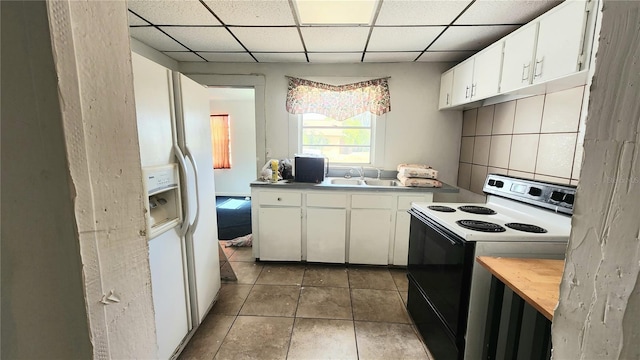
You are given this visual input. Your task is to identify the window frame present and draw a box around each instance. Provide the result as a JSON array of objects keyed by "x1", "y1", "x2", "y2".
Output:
[{"x1": 290, "y1": 112, "x2": 386, "y2": 167}]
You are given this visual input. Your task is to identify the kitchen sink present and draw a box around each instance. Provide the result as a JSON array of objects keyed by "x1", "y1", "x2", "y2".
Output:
[
  {"x1": 330, "y1": 178, "x2": 364, "y2": 185},
  {"x1": 364, "y1": 179, "x2": 399, "y2": 186}
]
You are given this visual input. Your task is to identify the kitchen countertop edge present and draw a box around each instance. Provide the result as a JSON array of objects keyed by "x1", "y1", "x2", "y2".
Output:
[{"x1": 250, "y1": 178, "x2": 459, "y2": 193}]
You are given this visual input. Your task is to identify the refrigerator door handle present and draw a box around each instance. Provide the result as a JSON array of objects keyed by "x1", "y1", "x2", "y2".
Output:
[
  {"x1": 185, "y1": 149, "x2": 201, "y2": 231},
  {"x1": 174, "y1": 144, "x2": 190, "y2": 237}
]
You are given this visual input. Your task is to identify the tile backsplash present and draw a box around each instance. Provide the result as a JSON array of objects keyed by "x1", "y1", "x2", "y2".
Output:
[{"x1": 458, "y1": 86, "x2": 585, "y2": 194}]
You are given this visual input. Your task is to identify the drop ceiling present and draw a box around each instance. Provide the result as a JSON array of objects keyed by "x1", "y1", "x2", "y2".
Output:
[{"x1": 127, "y1": 0, "x2": 563, "y2": 64}]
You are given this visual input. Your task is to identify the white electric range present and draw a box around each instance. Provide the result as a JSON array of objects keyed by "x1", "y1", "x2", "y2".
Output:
[{"x1": 406, "y1": 174, "x2": 576, "y2": 360}]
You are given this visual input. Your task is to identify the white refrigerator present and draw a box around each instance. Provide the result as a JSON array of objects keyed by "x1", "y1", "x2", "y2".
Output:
[{"x1": 131, "y1": 52, "x2": 220, "y2": 360}]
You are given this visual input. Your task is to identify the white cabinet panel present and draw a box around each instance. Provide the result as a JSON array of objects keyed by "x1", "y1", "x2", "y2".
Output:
[
  {"x1": 306, "y1": 208, "x2": 347, "y2": 263},
  {"x1": 472, "y1": 42, "x2": 504, "y2": 100},
  {"x1": 349, "y1": 209, "x2": 391, "y2": 265},
  {"x1": 501, "y1": 23, "x2": 538, "y2": 93},
  {"x1": 393, "y1": 211, "x2": 411, "y2": 266},
  {"x1": 258, "y1": 207, "x2": 301, "y2": 261},
  {"x1": 451, "y1": 59, "x2": 475, "y2": 106},
  {"x1": 439, "y1": 69, "x2": 454, "y2": 109},
  {"x1": 351, "y1": 194, "x2": 393, "y2": 209},
  {"x1": 258, "y1": 191, "x2": 301, "y2": 206},
  {"x1": 533, "y1": 0, "x2": 587, "y2": 83}
]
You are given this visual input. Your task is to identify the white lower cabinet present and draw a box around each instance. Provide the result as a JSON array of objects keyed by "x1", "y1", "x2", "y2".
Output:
[
  {"x1": 258, "y1": 207, "x2": 301, "y2": 261},
  {"x1": 306, "y1": 208, "x2": 346, "y2": 263},
  {"x1": 254, "y1": 190, "x2": 302, "y2": 261},
  {"x1": 252, "y1": 187, "x2": 436, "y2": 265},
  {"x1": 349, "y1": 209, "x2": 391, "y2": 265}
]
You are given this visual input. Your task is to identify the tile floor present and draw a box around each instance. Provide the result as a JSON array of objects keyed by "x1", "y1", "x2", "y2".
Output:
[{"x1": 178, "y1": 243, "x2": 433, "y2": 360}]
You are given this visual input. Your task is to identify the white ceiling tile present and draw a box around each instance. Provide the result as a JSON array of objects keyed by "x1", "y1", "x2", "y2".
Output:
[
  {"x1": 198, "y1": 52, "x2": 256, "y2": 62},
  {"x1": 368, "y1": 26, "x2": 444, "y2": 51},
  {"x1": 129, "y1": 27, "x2": 188, "y2": 51},
  {"x1": 161, "y1": 27, "x2": 244, "y2": 51},
  {"x1": 230, "y1": 27, "x2": 304, "y2": 52},
  {"x1": 363, "y1": 52, "x2": 421, "y2": 62},
  {"x1": 203, "y1": 0, "x2": 295, "y2": 25},
  {"x1": 127, "y1": 0, "x2": 220, "y2": 25},
  {"x1": 416, "y1": 50, "x2": 475, "y2": 62},
  {"x1": 429, "y1": 25, "x2": 518, "y2": 51},
  {"x1": 375, "y1": 0, "x2": 473, "y2": 26},
  {"x1": 300, "y1": 27, "x2": 370, "y2": 52},
  {"x1": 455, "y1": 0, "x2": 562, "y2": 25},
  {"x1": 128, "y1": 12, "x2": 148, "y2": 26},
  {"x1": 253, "y1": 53, "x2": 308, "y2": 63},
  {"x1": 162, "y1": 52, "x2": 205, "y2": 62},
  {"x1": 307, "y1": 53, "x2": 363, "y2": 63}
]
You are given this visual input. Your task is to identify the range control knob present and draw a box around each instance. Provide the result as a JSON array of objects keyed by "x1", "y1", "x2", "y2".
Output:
[
  {"x1": 495, "y1": 180, "x2": 504, "y2": 188},
  {"x1": 551, "y1": 191, "x2": 565, "y2": 202},
  {"x1": 488, "y1": 179, "x2": 496, "y2": 186},
  {"x1": 563, "y1": 194, "x2": 575, "y2": 205},
  {"x1": 528, "y1": 187, "x2": 542, "y2": 196}
]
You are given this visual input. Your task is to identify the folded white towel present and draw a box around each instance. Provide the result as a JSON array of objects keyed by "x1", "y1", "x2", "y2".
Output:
[{"x1": 397, "y1": 164, "x2": 438, "y2": 179}]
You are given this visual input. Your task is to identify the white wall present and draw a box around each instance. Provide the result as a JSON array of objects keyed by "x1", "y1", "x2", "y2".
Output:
[
  {"x1": 181, "y1": 62, "x2": 463, "y2": 185},
  {"x1": 552, "y1": 1, "x2": 640, "y2": 358},
  {"x1": 1, "y1": 2, "x2": 93, "y2": 358},
  {"x1": 210, "y1": 88, "x2": 257, "y2": 196},
  {"x1": 47, "y1": 1, "x2": 157, "y2": 358}
]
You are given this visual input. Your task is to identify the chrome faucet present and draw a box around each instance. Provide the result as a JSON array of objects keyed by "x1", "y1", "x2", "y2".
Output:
[{"x1": 345, "y1": 166, "x2": 364, "y2": 179}]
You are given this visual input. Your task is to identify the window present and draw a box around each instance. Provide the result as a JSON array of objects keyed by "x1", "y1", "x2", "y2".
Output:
[
  {"x1": 300, "y1": 112, "x2": 375, "y2": 164},
  {"x1": 210, "y1": 115, "x2": 231, "y2": 169}
]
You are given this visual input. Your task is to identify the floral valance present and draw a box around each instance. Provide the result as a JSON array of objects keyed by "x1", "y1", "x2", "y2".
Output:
[{"x1": 285, "y1": 77, "x2": 391, "y2": 121}]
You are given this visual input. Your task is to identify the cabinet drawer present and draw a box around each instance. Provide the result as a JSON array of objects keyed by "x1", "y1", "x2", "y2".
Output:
[
  {"x1": 397, "y1": 195, "x2": 427, "y2": 211},
  {"x1": 258, "y1": 191, "x2": 301, "y2": 206},
  {"x1": 307, "y1": 192, "x2": 347, "y2": 208},
  {"x1": 351, "y1": 194, "x2": 393, "y2": 209}
]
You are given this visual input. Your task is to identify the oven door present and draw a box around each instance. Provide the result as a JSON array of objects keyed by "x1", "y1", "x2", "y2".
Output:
[{"x1": 407, "y1": 209, "x2": 475, "y2": 338}]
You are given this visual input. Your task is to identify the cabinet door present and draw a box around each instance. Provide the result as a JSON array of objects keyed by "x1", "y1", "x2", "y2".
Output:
[
  {"x1": 349, "y1": 209, "x2": 391, "y2": 265},
  {"x1": 472, "y1": 42, "x2": 504, "y2": 100},
  {"x1": 501, "y1": 23, "x2": 537, "y2": 93},
  {"x1": 393, "y1": 211, "x2": 411, "y2": 266},
  {"x1": 451, "y1": 59, "x2": 475, "y2": 106},
  {"x1": 533, "y1": 0, "x2": 587, "y2": 83},
  {"x1": 438, "y1": 69, "x2": 454, "y2": 109},
  {"x1": 258, "y1": 207, "x2": 301, "y2": 261},
  {"x1": 307, "y1": 208, "x2": 346, "y2": 263}
]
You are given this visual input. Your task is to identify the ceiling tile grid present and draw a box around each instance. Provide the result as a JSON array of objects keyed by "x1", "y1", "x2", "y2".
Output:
[{"x1": 127, "y1": 0, "x2": 565, "y2": 63}]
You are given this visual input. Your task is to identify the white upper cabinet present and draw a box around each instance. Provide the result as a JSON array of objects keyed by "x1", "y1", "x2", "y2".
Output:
[
  {"x1": 450, "y1": 41, "x2": 504, "y2": 106},
  {"x1": 501, "y1": 24, "x2": 538, "y2": 93},
  {"x1": 451, "y1": 59, "x2": 474, "y2": 106},
  {"x1": 533, "y1": 0, "x2": 588, "y2": 83},
  {"x1": 439, "y1": 69, "x2": 454, "y2": 109},
  {"x1": 471, "y1": 41, "x2": 504, "y2": 100},
  {"x1": 440, "y1": 0, "x2": 593, "y2": 109}
]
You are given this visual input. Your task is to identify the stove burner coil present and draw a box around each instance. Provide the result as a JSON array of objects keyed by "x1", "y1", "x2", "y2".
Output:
[
  {"x1": 427, "y1": 205, "x2": 456, "y2": 212},
  {"x1": 458, "y1": 205, "x2": 497, "y2": 215},
  {"x1": 456, "y1": 220, "x2": 506, "y2": 232},
  {"x1": 505, "y1": 223, "x2": 548, "y2": 233}
]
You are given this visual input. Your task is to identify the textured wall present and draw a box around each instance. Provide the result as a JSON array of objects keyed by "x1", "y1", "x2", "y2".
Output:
[
  {"x1": 47, "y1": 0, "x2": 157, "y2": 358},
  {"x1": 552, "y1": 1, "x2": 640, "y2": 359},
  {"x1": 0, "y1": 1, "x2": 92, "y2": 358}
]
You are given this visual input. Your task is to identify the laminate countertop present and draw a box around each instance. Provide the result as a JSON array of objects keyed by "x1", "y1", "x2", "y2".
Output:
[
  {"x1": 476, "y1": 256, "x2": 565, "y2": 321},
  {"x1": 250, "y1": 177, "x2": 459, "y2": 194}
]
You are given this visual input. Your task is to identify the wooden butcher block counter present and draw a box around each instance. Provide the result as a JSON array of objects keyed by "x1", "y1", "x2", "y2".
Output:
[{"x1": 476, "y1": 256, "x2": 565, "y2": 320}]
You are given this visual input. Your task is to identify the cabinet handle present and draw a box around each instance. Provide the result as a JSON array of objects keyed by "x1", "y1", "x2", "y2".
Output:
[
  {"x1": 534, "y1": 58, "x2": 544, "y2": 78},
  {"x1": 277, "y1": 197, "x2": 282, "y2": 201},
  {"x1": 471, "y1": 83, "x2": 477, "y2": 97},
  {"x1": 521, "y1": 63, "x2": 530, "y2": 82},
  {"x1": 465, "y1": 86, "x2": 470, "y2": 99},
  {"x1": 446, "y1": 93, "x2": 450, "y2": 105}
]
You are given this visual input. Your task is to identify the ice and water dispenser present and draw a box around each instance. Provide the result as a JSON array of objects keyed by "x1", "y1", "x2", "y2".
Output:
[{"x1": 143, "y1": 164, "x2": 182, "y2": 239}]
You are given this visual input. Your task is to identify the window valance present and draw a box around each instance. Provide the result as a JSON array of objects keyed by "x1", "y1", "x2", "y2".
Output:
[{"x1": 285, "y1": 76, "x2": 391, "y2": 121}]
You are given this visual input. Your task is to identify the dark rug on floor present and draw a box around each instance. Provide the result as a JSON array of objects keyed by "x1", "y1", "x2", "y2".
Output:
[{"x1": 216, "y1": 196, "x2": 252, "y2": 240}]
